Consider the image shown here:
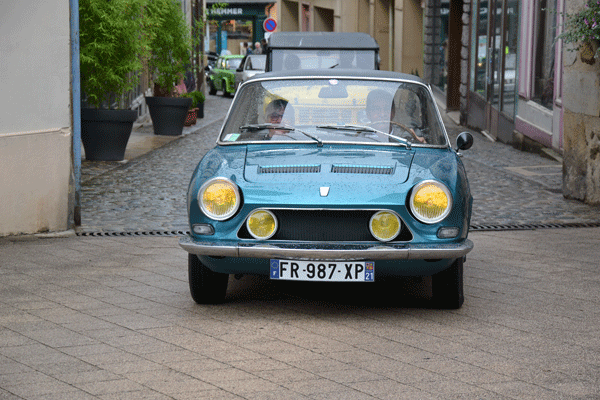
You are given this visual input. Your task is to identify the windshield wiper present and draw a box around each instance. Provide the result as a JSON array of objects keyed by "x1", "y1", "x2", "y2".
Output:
[
  {"x1": 240, "y1": 123, "x2": 292, "y2": 131},
  {"x1": 239, "y1": 124, "x2": 323, "y2": 146},
  {"x1": 316, "y1": 124, "x2": 411, "y2": 149}
]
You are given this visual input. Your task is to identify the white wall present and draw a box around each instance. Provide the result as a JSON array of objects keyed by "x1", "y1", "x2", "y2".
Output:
[{"x1": 0, "y1": 2, "x2": 72, "y2": 236}]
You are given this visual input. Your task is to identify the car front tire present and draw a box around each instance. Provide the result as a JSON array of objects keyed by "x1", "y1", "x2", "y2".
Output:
[
  {"x1": 431, "y1": 258, "x2": 464, "y2": 309},
  {"x1": 208, "y1": 80, "x2": 217, "y2": 95},
  {"x1": 188, "y1": 254, "x2": 229, "y2": 304}
]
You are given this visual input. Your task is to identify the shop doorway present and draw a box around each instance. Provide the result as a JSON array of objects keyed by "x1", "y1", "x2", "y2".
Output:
[{"x1": 468, "y1": 0, "x2": 519, "y2": 142}]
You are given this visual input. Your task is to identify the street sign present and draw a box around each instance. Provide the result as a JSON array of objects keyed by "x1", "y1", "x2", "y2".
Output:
[{"x1": 263, "y1": 18, "x2": 277, "y2": 32}]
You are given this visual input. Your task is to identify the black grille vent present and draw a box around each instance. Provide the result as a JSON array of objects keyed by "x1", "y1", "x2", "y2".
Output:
[
  {"x1": 331, "y1": 165, "x2": 394, "y2": 175},
  {"x1": 238, "y1": 209, "x2": 413, "y2": 242},
  {"x1": 259, "y1": 165, "x2": 321, "y2": 174}
]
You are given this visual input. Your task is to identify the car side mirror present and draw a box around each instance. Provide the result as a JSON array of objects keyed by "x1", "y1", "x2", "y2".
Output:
[{"x1": 456, "y1": 132, "x2": 473, "y2": 151}]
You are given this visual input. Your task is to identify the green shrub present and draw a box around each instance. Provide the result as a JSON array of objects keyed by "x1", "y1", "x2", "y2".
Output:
[
  {"x1": 80, "y1": 0, "x2": 146, "y2": 108},
  {"x1": 145, "y1": 0, "x2": 192, "y2": 96}
]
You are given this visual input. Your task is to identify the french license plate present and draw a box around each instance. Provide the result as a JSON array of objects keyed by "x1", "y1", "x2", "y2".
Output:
[{"x1": 270, "y1": 260, "x2": 374, "y2": 282}]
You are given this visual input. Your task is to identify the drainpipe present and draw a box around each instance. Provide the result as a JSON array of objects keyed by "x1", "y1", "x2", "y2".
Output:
[{"x1": 70, "y1": 0, "x2": 82, "y2": 226}]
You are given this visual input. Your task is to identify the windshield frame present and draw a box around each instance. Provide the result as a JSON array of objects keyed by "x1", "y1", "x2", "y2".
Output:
[{"x1": 217, "y1": 75, "x2": 451, "y2": 149}]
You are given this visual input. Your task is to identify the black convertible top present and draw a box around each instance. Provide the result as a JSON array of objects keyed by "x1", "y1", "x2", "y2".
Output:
[{"x1": 267, "y1": 32, "x2": 379, "y2": 50}]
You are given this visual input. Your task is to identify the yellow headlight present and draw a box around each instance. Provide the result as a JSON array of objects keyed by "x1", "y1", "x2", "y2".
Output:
[
  {"x1": 370, "y1": 211, "x2": 401, "y2": 242},
  {"x1": 246, "y1": 209, "x2": 277, "y2": 240},
  {"x1": 410, "y1": 180, "x2": 452, "y2": 224},
  {"x1": 199, "y1": 178, "x2": 240, "y2": 220}
]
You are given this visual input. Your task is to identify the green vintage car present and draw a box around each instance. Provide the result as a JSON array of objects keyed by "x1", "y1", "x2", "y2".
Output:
[{"x1": 206, "y1": 54, "x2": 244, "y2": 97}]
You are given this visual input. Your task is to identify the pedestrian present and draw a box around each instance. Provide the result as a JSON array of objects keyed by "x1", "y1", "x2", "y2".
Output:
[
  {"x1": 242, "y1": 42, "x2": 252, "y2": 55},
  {"x1": 261, "y1": 38, "x2": 268, "y2": 54},
  {"x1": 254, "y1": 42, "x2": 261, "y2": 54}
]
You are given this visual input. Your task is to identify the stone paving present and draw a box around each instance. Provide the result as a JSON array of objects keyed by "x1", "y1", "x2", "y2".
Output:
[
  {"x1": 79, "y1": 96, "x2": 600, "y2": 233},
  {"x1": 1, "y1": 228, "x2": 600, "y2": 399}
]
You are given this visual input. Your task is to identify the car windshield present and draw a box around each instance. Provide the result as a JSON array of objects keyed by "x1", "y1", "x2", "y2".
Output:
[
  {"x1": 247, "y1": 55, "x2": 266, "y2": 70},
  {"x1": 271, "y1": 50, "x2": 376, "y2": 71},
  {"x1": 227, "y1": 58, "x2": 242, "y2": 69},
  {"x1": 220, "y1": 78, "x2": 448, "y2": 147}
]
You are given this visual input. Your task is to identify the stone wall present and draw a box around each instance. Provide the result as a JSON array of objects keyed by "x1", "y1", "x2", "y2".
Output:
[{"x1": 562, "y1": 0, "x2": 600, "y2": 205}]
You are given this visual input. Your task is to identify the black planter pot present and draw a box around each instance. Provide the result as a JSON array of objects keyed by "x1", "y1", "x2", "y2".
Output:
[
  {"x1": 145, "y1": 96, "x2": 192, "y2": 136},
  {"x1": 197, "y1": 102, "x2": 204, "y2": 119},
  {"x1": 81, "y1": 108, "x2": 137, "y2": 161}
]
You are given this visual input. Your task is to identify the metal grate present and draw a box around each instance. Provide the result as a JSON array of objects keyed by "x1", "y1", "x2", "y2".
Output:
[
  {"x1": 77, "y1": 230, "x2": 189, "y2": 237},
  {"x1": 259, "y1": 165, "x2": 321, "y2": 174},
  {"x1": 470, "y1": 221, "x2": 600, "y2": 231},
  {"x1": 331, "y1": 164, "x2": 395, "y2": 175}
]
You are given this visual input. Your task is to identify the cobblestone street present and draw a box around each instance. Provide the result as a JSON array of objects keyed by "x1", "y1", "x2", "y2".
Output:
[{"x1": 79, "y1": 96, "x2": 600, "y2": 233}]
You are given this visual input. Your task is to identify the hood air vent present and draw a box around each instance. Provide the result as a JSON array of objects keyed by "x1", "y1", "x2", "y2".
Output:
[
  {"x1": 259, "y1": 165, "x2": 321, "y2": 174},
  {"x1": 331, "y1": 164, "x2": 395, "y2": 175}
]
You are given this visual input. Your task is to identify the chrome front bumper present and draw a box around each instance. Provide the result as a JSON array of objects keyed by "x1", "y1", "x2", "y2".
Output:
[{"x1": 179, "y1": 236, "x2": 473, "y2": 261}]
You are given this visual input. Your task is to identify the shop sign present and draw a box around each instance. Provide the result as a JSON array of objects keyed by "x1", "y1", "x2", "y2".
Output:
[{"x1": 209, "y1": 8, "x2": 244, "y2": 16}]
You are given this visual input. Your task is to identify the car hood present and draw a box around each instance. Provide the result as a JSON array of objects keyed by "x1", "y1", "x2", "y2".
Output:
[{"x1": 244, "y1": 146, "x2": 413, "y2": 185}]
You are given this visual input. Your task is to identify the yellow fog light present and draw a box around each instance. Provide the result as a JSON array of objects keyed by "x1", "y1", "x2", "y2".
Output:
[
  {"x1": 409, "y1": 180, "x2": 452, "y2": 224},
  {"x1": 246, "y1": 209, "x2": 278, "y2": 240},
  {"x1": 199, "y1": 178, "x2": 240, "y2": 220},
  {"x1": 369, "y1": 211, "x2": 401, "y2": 242}
]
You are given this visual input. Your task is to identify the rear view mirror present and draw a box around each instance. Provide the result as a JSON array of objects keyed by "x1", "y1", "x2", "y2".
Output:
[
  {"x1": 318, "y1": 86, "x2": 348, "y2": 99},
  {"x1": 456, "y1": 132, "x2": 473, "y2": 151}
]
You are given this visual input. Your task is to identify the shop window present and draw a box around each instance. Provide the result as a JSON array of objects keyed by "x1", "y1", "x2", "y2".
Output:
[
  {"x1": 472, "y1": 3, "x2": 488, "y2": 97},
  {"x1": 501, "y1": 0, "x2": 519, "y2": 115},
  {"x1": 532, "y1": 0, "x2": 557, "y2": 110}
]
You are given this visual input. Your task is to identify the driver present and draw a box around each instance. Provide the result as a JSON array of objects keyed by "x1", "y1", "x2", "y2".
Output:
[
  {"x1": 366, "y1": 89, "x2": 425, "y2": 143},
  {"x1": 264, "y1": 99, "x2": 295, "y2": 138}
]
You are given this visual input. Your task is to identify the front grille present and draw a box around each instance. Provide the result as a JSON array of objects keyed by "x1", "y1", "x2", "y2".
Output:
[
  {"x1": 331, "y1": 164, "x2": 395, "y2": 175},
  {"x1": 238, "y1": 209, "x2": 413, "y2": 242}
]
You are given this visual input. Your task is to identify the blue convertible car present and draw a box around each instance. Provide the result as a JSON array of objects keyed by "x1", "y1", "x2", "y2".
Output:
[{"x1": 180, "y1": 69, "x2": 474, "y2": 308}]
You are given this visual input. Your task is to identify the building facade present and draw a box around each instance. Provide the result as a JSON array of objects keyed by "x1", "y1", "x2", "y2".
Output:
[
  {"x1": 0, "y1": 2, "x2": 73, "y2": 236},
  {"x1": 275, "y1": 0, "x2": 424, "y2": 76}
]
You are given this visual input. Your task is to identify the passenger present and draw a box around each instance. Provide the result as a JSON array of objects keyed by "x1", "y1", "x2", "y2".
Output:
[{"x1": 366, "y1": 89, "x2": 425, "y2": 143}]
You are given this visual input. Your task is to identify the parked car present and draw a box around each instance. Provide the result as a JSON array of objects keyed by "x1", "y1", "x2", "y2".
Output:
[
  {"x1": 234, "y1": 54, "x2": 266, "y2": 92},
  {"x1": 180, "y1": 69, "x2": 474, "y2": 308},
  {"x1": 265, "y1": 32, "x2": 380, "y2": 72},
  {"x1": 206, "y1": 54, "x2": 244, "y2": 96}
]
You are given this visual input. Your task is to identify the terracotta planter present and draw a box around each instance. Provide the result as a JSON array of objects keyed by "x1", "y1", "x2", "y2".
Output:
[
  {"x1": 81, "y1": 108, "x2": 137, "y2": 161},
  {"x1": 184, "y1": 108, "x2": 198, "y2": 126},
  {"x1": 145, "y1": 96, "x2": 192, "y2": 136}
]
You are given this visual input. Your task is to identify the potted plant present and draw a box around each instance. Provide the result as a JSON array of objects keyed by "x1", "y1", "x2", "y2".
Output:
[
  {"x1": 182, "y1": 93, "x2": 198, "y2": 126},
  {"x1": 79, "y1": 0, "x2": 145, "y2": 161},
  {"x1": 558, "y1": 1, "x2": 600, "y2": 63},
  {"x1": 144, "y1": 0, "x2": 193, "y2": 135},
  {"x1": 184, "y1": 90, "x2": 206, "y2": 120}
]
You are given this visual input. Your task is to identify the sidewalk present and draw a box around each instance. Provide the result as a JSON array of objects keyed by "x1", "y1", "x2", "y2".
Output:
[{"x1": 81, "y1": 96, "x2": 233, "y2": 184}]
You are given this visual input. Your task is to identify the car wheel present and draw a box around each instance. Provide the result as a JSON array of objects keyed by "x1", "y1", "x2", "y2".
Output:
[
  {"x1": 188, "y1": 254, "x2": 228, "y2": 304},
  {"x1": 431, "y1": 258, "x2": 464, "y2": 309},
  {"x1": 208, "y1": 80, "x2": 217, "y2": 95}
]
